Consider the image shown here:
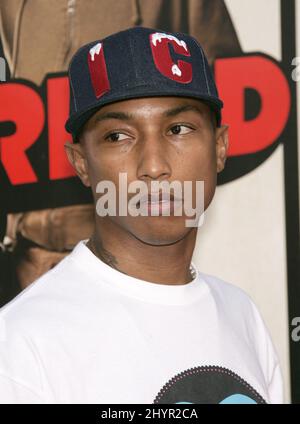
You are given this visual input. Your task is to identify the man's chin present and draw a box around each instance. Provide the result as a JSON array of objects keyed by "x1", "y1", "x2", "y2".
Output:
[{"x1": 129, "y1": 221, "x2": 194, "y2": 247}]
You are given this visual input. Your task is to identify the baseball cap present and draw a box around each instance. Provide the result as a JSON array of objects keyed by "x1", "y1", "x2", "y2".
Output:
[{"x1": 65, "y1": 26, "x2": 223, "y2": 141}]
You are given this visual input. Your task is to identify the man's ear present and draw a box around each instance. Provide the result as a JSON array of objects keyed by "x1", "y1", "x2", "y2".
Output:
[
  {"x1": 215, "y1": 124, "x2": 229, "y2": 173},
  {"x1": 64, "y1": 141, "x2": 91, "y2": 187}
]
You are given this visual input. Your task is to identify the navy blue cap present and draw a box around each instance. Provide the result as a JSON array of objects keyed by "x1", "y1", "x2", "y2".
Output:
[{"x1": 65, "y1": 26, "x2": 223, "y2": 140}]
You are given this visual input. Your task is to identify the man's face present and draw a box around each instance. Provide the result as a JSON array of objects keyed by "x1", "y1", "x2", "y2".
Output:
[{"x1": 66, "y1": 96, "x2": 228, "y2": 245}]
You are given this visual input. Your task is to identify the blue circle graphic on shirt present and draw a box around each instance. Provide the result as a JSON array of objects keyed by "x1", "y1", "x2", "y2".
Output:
[
  {"x1": 176, "y1": 394, "x2": 257, "y2": 404},
  {"x1": 153, "y1": 366, "x2": 266, "y2": 404},
  {"x1": 219, "y1": 394, "x2": 257, "y2": 404}
]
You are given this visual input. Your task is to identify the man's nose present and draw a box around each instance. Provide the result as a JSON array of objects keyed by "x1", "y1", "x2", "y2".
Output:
[{"x1": 136, "y1": 132, "x2": 172, "y2": 181}]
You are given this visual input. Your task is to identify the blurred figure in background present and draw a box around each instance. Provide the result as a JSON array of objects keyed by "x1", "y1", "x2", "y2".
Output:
[{"x1": 0, "y1": 212, "x2": 19, "y2": 307}]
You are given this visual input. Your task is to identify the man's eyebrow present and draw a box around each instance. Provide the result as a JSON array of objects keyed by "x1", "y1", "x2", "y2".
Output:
[
  {"x1": 94, "y1": 111, "x2": 134, "y2": 124},
  {"x1": 93, "y1": 104, "x2": 205, "y2": 124},
  {"x1": 164, "y1": 104, "x2": 206, "y2": 118}
]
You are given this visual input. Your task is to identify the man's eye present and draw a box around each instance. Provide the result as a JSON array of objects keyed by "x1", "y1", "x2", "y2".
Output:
[
  {"x1": 105, "y1": 132, "x2": 128, "y2": 142},
  {"x1": 168, "y1": 124, "x2": 193, "y2": 135}
]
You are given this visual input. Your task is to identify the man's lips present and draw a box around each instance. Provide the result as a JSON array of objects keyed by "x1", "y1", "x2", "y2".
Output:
[{"x1": 138, "y1": 192, "x2": 182, "y2": 204}]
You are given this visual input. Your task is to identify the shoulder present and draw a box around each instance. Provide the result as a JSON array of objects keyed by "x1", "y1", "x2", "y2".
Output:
[
  {"x1": 199, "y1": 270, "x2": 257, "y2": 311},
  {"x1": 198, "y1": 270, "x2": 281, "y2": 372},
  {"x1": 197, "y1": 270, "x2": 273, "y2": 343},
  {"x1": 0, "y1": 243, "x2": 85, "y2": 329}
]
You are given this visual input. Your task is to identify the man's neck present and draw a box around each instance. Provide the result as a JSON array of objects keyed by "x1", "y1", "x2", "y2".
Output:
[{"x1": 86, "y1": 221, "x2": 197, "y2": 285}]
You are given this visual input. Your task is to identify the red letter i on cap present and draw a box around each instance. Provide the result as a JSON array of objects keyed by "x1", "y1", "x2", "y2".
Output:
[{"x1": 88, "y1": 42, "x2": 111, "y2": 98}]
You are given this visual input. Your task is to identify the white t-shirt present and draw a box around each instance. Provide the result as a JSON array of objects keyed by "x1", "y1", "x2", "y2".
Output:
[{"x1": 0, "y1": 240, "x2": 283, "y2": 404}]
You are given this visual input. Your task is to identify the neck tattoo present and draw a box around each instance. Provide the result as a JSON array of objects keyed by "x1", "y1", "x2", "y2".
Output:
[
  {"x1": 88, "y1": 237, "x2": 128, "y2": 276},
  {"x1": 87, "y1": 237, "x2": 196, "y2": 283}
]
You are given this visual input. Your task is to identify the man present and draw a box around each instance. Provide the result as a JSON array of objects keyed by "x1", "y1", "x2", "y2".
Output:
[
  {"x1": 0, "y1": 0, "x2": 242, "y2": 295},
  {"x1": 0, "y1": 27, "x2": 283, "y2": 404}
]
